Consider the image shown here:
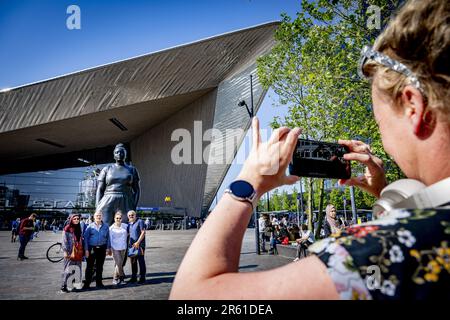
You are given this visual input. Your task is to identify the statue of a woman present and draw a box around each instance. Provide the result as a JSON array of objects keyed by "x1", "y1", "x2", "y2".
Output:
[{"x1": 96, "y1": 143, "x2": 140, "y2": 225}]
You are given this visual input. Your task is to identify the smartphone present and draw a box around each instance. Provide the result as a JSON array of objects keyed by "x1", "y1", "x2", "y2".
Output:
[{"x1": 288, "y1": 138, "x2": 351, "y2": 179}]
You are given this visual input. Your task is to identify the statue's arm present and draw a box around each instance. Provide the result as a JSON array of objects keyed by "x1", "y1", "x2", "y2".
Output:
[
  {"x1": 132, "y1": 167, "x2": 141, "y2": 208},
  {"x1": 96, "y1": 181, "x2": 106, "y2": 207},
  {"x1": 96, "y1": 167, "x2": 108, "y2": 207}
]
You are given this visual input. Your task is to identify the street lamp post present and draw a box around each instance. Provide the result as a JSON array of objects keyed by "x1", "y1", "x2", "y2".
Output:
[
  {"x1": 343, "y1": 196, "x2": 347, "y2": 223},
  {"x1": 299, "y1": 179, "x2": 304, "y2": 225},
  {"x1": 239, "y1": 75, "x2": 259, "y2": 254},
  {"x1": 350, "y1": 185, "x2": 357, "y2": 225}
]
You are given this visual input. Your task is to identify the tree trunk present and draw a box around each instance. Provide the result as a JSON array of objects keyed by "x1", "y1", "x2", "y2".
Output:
[
  {"x1": 307, "y1": 178, "x2": 314, "y2": 232},
  {"x1": 314, "y1": 179, "x2": 326, "y2": 239}
]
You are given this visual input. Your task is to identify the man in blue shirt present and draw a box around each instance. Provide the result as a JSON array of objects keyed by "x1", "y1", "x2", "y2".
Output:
[
  {"x1": 82, "y1": 211, "x2": 111, "y2": 289},
  {"x1": 80, "y1": 217, "x2": 88, "y2": 235},
  {"x1": 127, "y1": 210, "x2": 146, "y2": 284},
  {"x1": 11, "y1": 218, "x2": 20, "y2": 242}
]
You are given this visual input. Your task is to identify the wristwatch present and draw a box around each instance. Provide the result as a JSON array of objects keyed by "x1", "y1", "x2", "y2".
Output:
[{"x1": 224, "y1": 180, "x2": 258, "y2": 210}]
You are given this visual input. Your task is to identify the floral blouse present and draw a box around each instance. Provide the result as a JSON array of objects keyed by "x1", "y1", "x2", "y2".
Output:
[{"x1": 309, "y1": 208, "x2": 450, "y2": 299}]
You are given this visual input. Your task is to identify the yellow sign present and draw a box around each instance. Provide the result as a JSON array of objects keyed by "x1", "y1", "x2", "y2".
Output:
[{"x1": 164, "y1": 196, "x2": 172, "y2": 202}]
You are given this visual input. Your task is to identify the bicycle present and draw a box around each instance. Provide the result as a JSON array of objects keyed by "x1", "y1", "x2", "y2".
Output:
[
  {"x1": 46, "y1": 242, "x2": 64, "y2": 263},
  {"x1": 46, "y1": 243, "x2": 96, "y2": 279}
]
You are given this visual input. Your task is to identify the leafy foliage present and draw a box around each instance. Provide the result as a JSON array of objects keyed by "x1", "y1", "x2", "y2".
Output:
[
  {"x1": 257, "y1": 0, "x2": 405, "y2": 184},
  {"x1": 256, "y1": 1, "x2": 405, "y2": 231}
]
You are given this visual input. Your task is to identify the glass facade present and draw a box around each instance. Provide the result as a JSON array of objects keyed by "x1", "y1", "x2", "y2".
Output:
[{"x1": 0, "y1": 165, "x2": 106, "y2": 212}]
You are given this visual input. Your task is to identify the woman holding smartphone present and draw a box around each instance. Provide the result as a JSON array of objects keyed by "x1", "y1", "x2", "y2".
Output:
[{"x1": 170, "y1": 0, "x2": 450, "y2": 300}]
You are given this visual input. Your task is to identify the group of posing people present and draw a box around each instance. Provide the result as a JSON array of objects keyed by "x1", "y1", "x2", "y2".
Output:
[{"x1": 60, "y1": 210, "x2": 147, "y2": 293}]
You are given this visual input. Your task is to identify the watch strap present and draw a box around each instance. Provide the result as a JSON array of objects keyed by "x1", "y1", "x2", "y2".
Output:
[{"x1": 224, "y1": 181, "x2": 258, "y2": 210}]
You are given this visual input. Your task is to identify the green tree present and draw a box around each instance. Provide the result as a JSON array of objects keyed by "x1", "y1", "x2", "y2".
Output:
[
  {"x1": 257, "y1": 0, "x2": 404, "y2": 233},
  {"x1": 257, "y1": 199, "x2": 266, "y2": 212},
  {"x1": 329, "y1": 187, "x2": 344, "y2": 210},
  {"x1": 281, "y1": 190, "x2": 291, "y2": 211},
  {"x1": 270, "y1": 189, "x2": 282, "y2": 211},
  {"x1": 290, "y1": 187, "x2": 299, "y2": 212}
]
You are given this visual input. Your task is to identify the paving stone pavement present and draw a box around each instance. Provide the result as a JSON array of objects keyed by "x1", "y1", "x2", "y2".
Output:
[{"x1": 0, "y1": 229, "x2": 291, "y2": 300}]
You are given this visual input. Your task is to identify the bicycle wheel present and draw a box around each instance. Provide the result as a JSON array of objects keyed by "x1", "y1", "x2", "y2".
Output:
[{"x1": 47, "y1": 242, "x2": 64, "y2": 263}]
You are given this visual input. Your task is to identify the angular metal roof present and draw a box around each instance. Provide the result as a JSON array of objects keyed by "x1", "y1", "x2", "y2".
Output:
[{"x1": 0, "y1": 22, "x2": 279, "y2": 163}]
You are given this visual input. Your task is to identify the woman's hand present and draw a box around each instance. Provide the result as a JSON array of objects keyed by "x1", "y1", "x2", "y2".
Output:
[
  {"x1": 85, "y1": 250, "x2": 89, "y2": 258},
  {"x1": 132, "y1": 242, "x2": 139, "y2": 249},
  {"x1": 236, "y1": 117, "x2": 301, "y2": 196},
  {"x1": 64, "y1": 252, "x2": 68, "y2": 258},
  {"x1": 338, "y1": 139, "x2": 387, "y2": 198}
]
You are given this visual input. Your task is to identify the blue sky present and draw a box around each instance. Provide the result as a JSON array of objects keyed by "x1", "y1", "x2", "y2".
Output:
[
  {"x1": 0, "y1": 0, "x2": 300, "y2": 88},
  {"x1": 0, "y1": 0, "x2": 300, "y2": 209}
]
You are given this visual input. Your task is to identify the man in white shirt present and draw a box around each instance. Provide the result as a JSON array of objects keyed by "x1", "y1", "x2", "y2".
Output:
[{"x1": 258, "y1": 214, "x2": 269, "y2": 253}]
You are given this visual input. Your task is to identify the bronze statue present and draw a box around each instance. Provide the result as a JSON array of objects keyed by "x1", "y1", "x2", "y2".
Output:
[{"x1": 96, "y1": 143, "x2": 140, "y2": 225}]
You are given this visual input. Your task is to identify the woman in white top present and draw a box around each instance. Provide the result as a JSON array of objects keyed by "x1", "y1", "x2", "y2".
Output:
[{"x1": 109, "y1": 211, "x2": 128, "y2": 285}]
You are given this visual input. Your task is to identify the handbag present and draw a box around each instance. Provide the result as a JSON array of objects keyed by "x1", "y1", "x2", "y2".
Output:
[
  {"x1": 70, "y1": 240, "x2": 84, "y2": 261},
  {"x1": 128, "y1": 245, "x2": 139, "y2": 258}
]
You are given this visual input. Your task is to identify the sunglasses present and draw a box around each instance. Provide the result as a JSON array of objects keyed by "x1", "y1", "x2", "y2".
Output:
[
  {"x1": 115, "y1": 217, "x2": 122, "y2": 220},
  {"x1": 358, "y1": 45, "x2": 423, "y2": 92}
]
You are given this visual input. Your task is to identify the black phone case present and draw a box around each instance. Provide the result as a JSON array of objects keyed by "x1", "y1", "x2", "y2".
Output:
[{"x1": 288, "y1": 139, "x2": 351, "y2": 179}]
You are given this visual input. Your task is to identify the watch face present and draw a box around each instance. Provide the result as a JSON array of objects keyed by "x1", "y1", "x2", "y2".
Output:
[{"x1": 230, "y1": 180, "x2": 254, "y2": 198}]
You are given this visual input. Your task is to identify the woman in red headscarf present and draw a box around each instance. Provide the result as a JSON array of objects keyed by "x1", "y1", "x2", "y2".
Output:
[{"x1": 60, "y1": 214, "x2": 84, "y2": 293}]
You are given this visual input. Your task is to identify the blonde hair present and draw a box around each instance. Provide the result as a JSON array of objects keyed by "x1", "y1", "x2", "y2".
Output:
[{"x1": 363, "y1": 0, "x2": 450, "y2": 121}]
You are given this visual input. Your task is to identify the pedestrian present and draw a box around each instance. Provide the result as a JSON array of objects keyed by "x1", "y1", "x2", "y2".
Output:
[
  {"x1": 271, "y1": 216, "x2": 279, "y2": 226},
  {"x1": 51, "y1": 219, "x2": 57, "y2": 233},
  {"x1": 109, "y1": 211, "x2": 128, "y2": 286},
  {"x1": 269, "y1": 224, "x2": 280, "y2": 255},
  {"x1": 60, "y1": 214, "x2": 84, "y2": 293},
  {"x1": 294, "y1": 224, "x2": 315, "y2": 262},
  {"x1": 11, "y1": 218, "x2": 20, "y2": 242},
  {"x1": 281, "y1": 216, "x2": 288, "y2": 227},
  {"x1": 288, "y1": 224, "x2": 300, "y2": 241},
  {"x1": 17, "y1": 213, "x2": 37, "y2": 260},
  {"x1": 144, "y1": 217, "x2": 150, "y2": 230},
  {"x1": 127, "y1": 210, "x2": 146, "y2": 284},
  {"x1": 258, "y1": 214, "x2": 270, "y2": 252},
  {"x1": 82, "y1": 211, "x2": 111, "y2": 289},
  {"x1": 33, "y1": 219, "x2": 40, "y2": 239},
  {"x1": 80, "y1": 217, "x2": 88, "y2": 235},
  {"x1": 322, "y1": 204, "x2": 343, "y2": 238}
]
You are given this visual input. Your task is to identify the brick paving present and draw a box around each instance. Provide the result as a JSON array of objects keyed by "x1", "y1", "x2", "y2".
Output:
[{"x1": 0, "y1": 229, "x2": 291, "y2": 300}]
